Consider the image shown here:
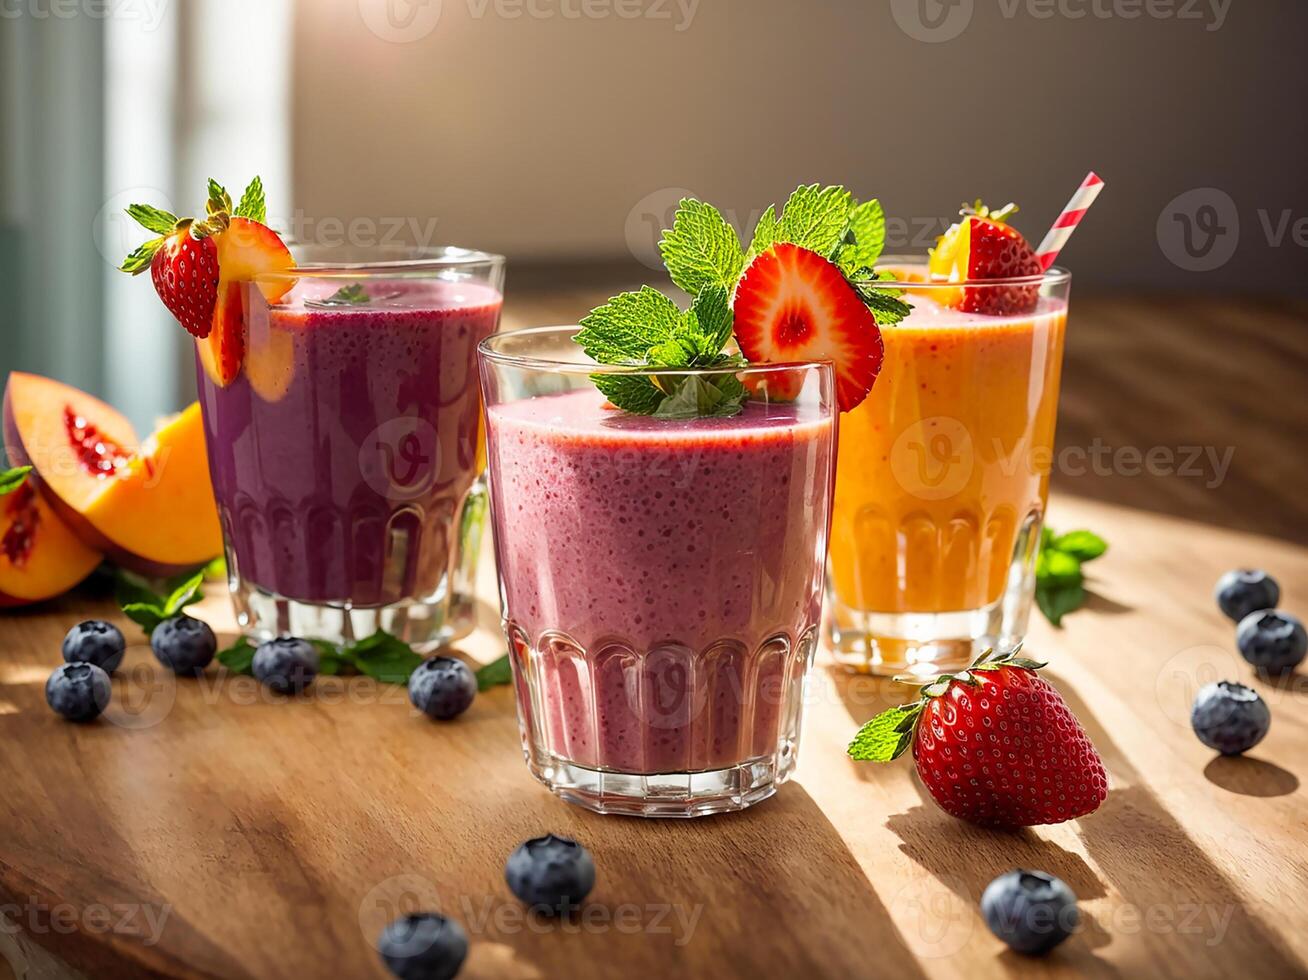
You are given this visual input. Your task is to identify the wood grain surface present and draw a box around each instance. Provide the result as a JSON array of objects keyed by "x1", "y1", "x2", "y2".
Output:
[{"x1": 1, "y1": 291, "x2": 1306, "y2": 980}]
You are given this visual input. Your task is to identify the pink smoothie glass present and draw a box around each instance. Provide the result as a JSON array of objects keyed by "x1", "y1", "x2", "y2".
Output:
[
  {"x1": 479, "y1": 326, "x2": 837, "y2": 817},
  {"x1": 198, "y1": 245, "x2": 504, "y2": 650}
]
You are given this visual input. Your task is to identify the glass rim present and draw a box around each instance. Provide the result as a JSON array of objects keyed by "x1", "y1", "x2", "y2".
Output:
[
  {"x1": 254, "y1": 244, "x2": 505, "y2": 283},
  {"x1": 479, "y1": 325, "x2": 833, "y2": 377},
  {"x1": 875, "y1": 253, "x2": 1070, "y2": 289}
]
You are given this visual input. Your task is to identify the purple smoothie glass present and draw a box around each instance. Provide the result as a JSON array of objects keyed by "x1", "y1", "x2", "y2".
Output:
[
  {"x1": 479, "y1": 326, "x2": 837, "y2": 817},
  {"x1": 196, "y1": 245, "x2": 504, "y2": 649}
]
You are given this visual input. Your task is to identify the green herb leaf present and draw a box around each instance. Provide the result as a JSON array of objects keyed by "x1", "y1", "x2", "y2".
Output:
[
  {"x1": 592, "y1": 374, "x2": 667, "y2": 415},
  {"x1": 206, "y1": 178, "x2": 232, "y2": 216},
  {"x1": 1036, "y1": 547, "x2": 1083, "y2": 589},
  {"x1": 848, "y1": 703, "x2": 921, "y2": 761},
  {"x1": 347, "y1": 630, "x2": 424, "y2": 685},
  {"x1": 844, "y1": 198, "x2": 887, "y2": 268},
  {"x1": 476, "y1": 653, "x2": 513, "y2": 692},
  {"x1": 115, "y1": 567, "x2": 205, "y2": 636},
  {"x1": 217, "y1": 637, "x2": 257, "y2": 674},
  {"x1": 1052, "y1": 530, "x2": 1108, "y2": 563},
  {"x1": 658, "y1": 199, "x2": 746, "y2": 296},
  {"x1": 848, "y1": 269, "x2": 913, "y2": 327},
  {"x1": 162, "y1": 570, "x2": 206, "y2": 616},
  {"x1": 0, "y1": 466, "x2": 31, "y2": 495},
  {"x1": 234, "y1": 176, "x2": 267, "y2": 223},
  {"x1": 120, "y1": 236, "x2": 165, "y2": 275},
  {"x1": 126, "y1": 204, "x2": 180, "y2": 236},
  {"x1": 121, "y1": 602, "x2": 167, "y2": 636},
  {"x1": 685, "y1": 284, "x2": 734, "y2": 353},
  {"x1": 778, "y1": 184, "x2": 854, "y2": 256},
  {"x1": 576, "y1": 287, "x2": 683, "y2": 364},
  {"x1": 653, "y1": 374, "x2": 746, "y2": 420},
  {"x1": 1036, "y1": 583, "x2": 1087, "y2": 628},
  {"x1": 202, "y1": 555, "x2": 227, "y2": 581},
  {"x1": 747, "y1": 204, "x2": 779, "y2": 260}
]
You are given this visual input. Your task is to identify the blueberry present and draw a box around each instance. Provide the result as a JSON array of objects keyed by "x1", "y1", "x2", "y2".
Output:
[
  {"x1": 504, "y1": 834, "x2": 595, "y2": 914},
  {"x1": 45, "y1": 662, "x2": 112, "y2": 722},
  {"x1": 981, "y1": 869, "x2": 1079, "y2": 955},
  {"x1": 1214, "y1": 569, "x2": 1279, "y2": 623},
  {"x1": 408, "y1": 656, "x2": 476, "y2": 720},
  {"x1": 61, "y1": 620, "x2": 126, "y2": 673},
  {"x1": 1191, "y1": 681, "x2": 1270, "y2": 755},
  {"x1": 377, "y1": 913, "x2": 467, "y2": 980},
  {"x1": 252, "y1": 637, "x2": 320, "y2": 693},
  {"x1": 150, "y1": 615, "x2": 217, "y2": 676},
  {"x1": 1237, "y1": 610, "x2": 1307, "y2": 674}
]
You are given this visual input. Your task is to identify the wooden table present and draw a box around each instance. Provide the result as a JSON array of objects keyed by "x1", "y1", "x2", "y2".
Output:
[{"x1": 2, "y1": 292, "x2": 1307, "y2": 979}]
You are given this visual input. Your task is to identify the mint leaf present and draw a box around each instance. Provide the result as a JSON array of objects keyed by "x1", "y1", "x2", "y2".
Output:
[
  {"x1": 653, "y1": 375, "x2": 745, "y2": 420},
  {"x1": 685, "y1": 284, "x2": 733, "y2": 353},
  {"x1": 162, "y1": 570, "x2": 205, "y2": 616},
  {"x1": 576, "y1": 287, "x2": 682, "y2": 364},
  {"x1": 115, "y1": 567, "x2": 204, "y2": 636},
  {"x1": 778, "y1": 184, "x2": 853, "y2": 256},
  {"x1": 126, "y1": 204, "x2": 179, "y2": 236},
  {"x1": 120, "y1": 236, "x2": 165, "y2": 275},
  {"x1": 1036, "y1": 583, "x2": 1087, "y2": 628},
  {"x1": 326, "y1": 283, "x2": 370, "y2": 306},
  {"x1": 121, "y1": 603, "x2": 166, "y2": 636},
  {"x1": 234, "y1": 176, "x2": 266, "y2": 223},
  {"x1": 347, "y1": 630, "x2": 423, "y2": 685},
  {"x1": 844, "y1": 198, "x2": 887, "y2": 268},
  {"x1": 1052, "y1": 530, "x2": 1108, "y2": 563},
  {"x1": 202, "y1": 555, "x2": 227, "y2": 581},
  {"x1": 217, "y1": 637, "x2": 257, "y2": 675},
  {"x1": 0, "y1": 466, "x2": 31, "y2": 495},
  {"x1": 476, "y1": 654, "x2": 513, "y2": 692},
  {"x1": 658, "y1": 199, "x2": 745, "y2": 296},
  {"x1": 592, "y1": 374, "x2": 666, "y2": 415},
  {"x1": 748, "y1": 204, "x2": 779, "y2": 259},
  {"x1": 848, "y1": 270, "x2": 913, "y2": 327},
  {"x1": 848, "y1": 703, "x2": 921, "y2": 761},
  {"x1": 1036, "y1": 548, "x2": 1083, "y2": 589}
]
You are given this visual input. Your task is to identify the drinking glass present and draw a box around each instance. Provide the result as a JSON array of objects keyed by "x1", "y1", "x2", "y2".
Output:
[{"x1": 479, "y1": 327, "x2": 837, "y2": 817}]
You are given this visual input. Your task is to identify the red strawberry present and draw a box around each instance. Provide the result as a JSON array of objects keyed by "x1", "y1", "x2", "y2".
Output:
[
  {"x1": 848, "y1": 648, "x2": 1108, "y2": 828},
  {"x1": 929, "y1": 203, "x2": 1042, "y2": 316},
  {"x1": 733, "y1": 243, "x2": 884, "y2": 412},
  {"x1": 149, "y1": 224, "x2": 220, "y2": 338}
]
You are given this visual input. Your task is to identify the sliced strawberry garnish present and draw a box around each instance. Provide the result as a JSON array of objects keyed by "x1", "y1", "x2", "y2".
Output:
[
  {"x1": 198, "y1": 280, "x2": 246, "y2": 387},
  {"x1": 733, "y1": 243, "x2": 884, "y2": 412},
  {"x1": 929, "y1": 203, "x2": 1042, "y2": 316},
  {"x1": 148, "y1": 225, "x2": 220, "y2": 339}
]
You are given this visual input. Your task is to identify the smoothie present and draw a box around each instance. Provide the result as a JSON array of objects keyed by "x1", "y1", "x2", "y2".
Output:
[
  {"x1": 196, "y1": 278, "x2": 502, "y2": 609},
  {"x1": 485, "y1": 387, "x2": 835, "y2": 778},
  {"x1": 829, "y1": 293, "x2": 1067, "y2": 615}
]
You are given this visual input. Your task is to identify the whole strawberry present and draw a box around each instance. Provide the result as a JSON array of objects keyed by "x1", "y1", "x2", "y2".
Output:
[
  {"x1": 929, "y1": 202, "x2": 1043, "y2": 316},
  {"x1": 121, "y1": 205, "x2": 223, "y2": 339},
  {"x1": 849, "y1": 648, "x2": 1108, "y2": 828}
]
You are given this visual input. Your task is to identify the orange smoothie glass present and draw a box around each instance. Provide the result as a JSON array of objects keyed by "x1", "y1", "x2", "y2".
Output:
[{"x1": 827, "y1": 259, "x2": 1071, "y2": 676}]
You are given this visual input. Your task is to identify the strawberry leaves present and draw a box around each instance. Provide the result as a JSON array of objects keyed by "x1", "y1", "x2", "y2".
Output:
[
  {"x1": 234, "y1": 176, "x2": 267, "y2": 223},
  {"x1": 120, "y1": 177, "x2": 267, "y2": 274}
]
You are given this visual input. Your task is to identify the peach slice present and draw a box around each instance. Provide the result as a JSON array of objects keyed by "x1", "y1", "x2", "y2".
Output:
[
  {"x1": 0, "y1": 479, "x2": 102, "y2": 607},
  {"x1": 4, "y1": 373, "x2": 222, "y2": 577},
  {"x1": 199, "y1": 217, "x2": 295, "y2": 388}
]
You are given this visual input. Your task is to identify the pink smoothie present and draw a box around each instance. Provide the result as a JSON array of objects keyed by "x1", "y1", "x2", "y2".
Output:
[{"x1": 486, "y1": 387, "x2": 836, "y2": 775}]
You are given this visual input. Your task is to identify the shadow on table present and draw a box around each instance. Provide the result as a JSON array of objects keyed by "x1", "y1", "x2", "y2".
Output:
[
  {"x1": 470, "y1": 783, "x2": 930, "y2": 980},
  {"x1": 1202, "y1": 755, "x2": 1299, "y2": 798}
]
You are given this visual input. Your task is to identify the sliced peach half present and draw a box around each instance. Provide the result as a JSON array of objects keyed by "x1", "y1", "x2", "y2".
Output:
[
  {"x1": 4, "y1": 373, "x2": 222, "y2": 577},
  {"x1": 0, "y1": 479, "x2": 102, "y2": 607}
]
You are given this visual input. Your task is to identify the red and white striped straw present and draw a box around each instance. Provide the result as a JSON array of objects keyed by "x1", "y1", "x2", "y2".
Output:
[{"x1": 1035, "y1": 171, "x2": 1104, "y2": 271}]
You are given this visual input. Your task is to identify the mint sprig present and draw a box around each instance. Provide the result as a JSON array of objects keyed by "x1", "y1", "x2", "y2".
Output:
[
  {"x1": 217, "y1": 629, "x2": 424, "y2": 685},
  {"x1": 1035, "y1": 527, "x2": 1108, "y2": 627},
  {"x1": 577, "y1": 184, "x2": 911, "y2": 417},
  {"x1": 0, "y1": 466, "x2": 32, "y2": 495},
  {"x1": 116, "y1": 568, "x2": 206, "y2": 635}
]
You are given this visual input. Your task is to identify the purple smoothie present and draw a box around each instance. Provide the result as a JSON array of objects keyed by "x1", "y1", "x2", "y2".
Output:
[
  {"x1": 486, "y1": 387, "x2": 836, "y2": 775},
  {"x1": 196, "y1": 278, "x2": 502, "y2": 606}
]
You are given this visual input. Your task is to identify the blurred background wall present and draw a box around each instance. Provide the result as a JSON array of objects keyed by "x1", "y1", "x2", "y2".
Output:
[{"x1": 2, "y1": 0, "x2": 1306, "y2": 430}]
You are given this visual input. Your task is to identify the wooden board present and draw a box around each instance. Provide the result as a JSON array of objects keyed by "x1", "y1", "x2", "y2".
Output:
[{"x1": 1, "y1": 293, "x2": 1307, "y2": 980}]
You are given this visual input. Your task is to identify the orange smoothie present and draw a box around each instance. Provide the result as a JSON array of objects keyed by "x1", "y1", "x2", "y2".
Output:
[{"x1": 830, "y1": 295, "x2": 1067, "y2": 616}]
